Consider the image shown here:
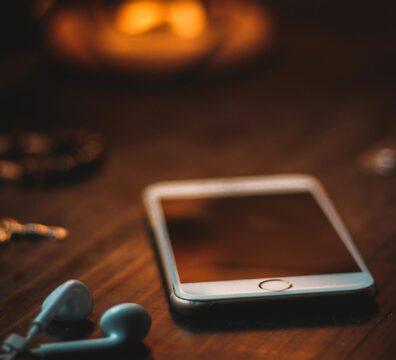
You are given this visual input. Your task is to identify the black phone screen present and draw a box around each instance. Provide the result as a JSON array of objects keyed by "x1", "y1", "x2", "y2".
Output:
[{"x1": 161, "y1": 192, "x2": 360, "y2": 283}]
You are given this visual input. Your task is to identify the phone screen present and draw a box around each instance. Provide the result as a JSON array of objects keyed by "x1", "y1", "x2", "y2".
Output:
[{"x1": 161, "y1": 192, "x2": 361, "y2": 283}]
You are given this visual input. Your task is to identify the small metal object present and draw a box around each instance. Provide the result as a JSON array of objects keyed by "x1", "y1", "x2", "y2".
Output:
[
  {"x1": 359, "y1": 145, "x2": 396, "y2": 177},
  {"x1": 0, "y1": 218, "x2": 68, "y2": 245}
]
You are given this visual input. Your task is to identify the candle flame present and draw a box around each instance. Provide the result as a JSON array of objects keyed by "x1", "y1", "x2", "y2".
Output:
[
  {"x1": 168, "y1": 0, "x2": 207, "y2": 39},
  {"x1": 115, "y1": 0, "x2": 207, "y2": 39},
  {"x1": 115, "y1": 0, "x2": 164, "y2": 35}
]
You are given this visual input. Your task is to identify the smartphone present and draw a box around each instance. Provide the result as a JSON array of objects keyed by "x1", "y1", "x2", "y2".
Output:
[{"x1": 143, "y1": 174, "x2": 375, "y2": 314}]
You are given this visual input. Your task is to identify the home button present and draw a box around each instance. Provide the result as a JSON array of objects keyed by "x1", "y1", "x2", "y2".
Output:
[{"x1": 259, "y1": 279, "x2": 292, "y2": 291}]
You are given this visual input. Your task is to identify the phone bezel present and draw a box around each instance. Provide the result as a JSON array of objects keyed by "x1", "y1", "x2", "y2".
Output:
[{"x1": 143, "y1": 174, "x2": 374, "y2": 302}]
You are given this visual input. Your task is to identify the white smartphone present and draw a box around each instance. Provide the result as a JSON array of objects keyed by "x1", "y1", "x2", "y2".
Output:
[{"x1": 143, "y1": 174, "x2": 375, "y2": 314}]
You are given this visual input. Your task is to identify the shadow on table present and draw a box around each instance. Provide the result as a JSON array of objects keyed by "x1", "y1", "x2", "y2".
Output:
[
  {"x1": 44, "y1": 320, "x2": 151, "y2": 360},
  {"x1": 171, "y1": 293, "x2": 378, "y2": 333},
  {"x1": 143, "y1": 218, "x2": 378, "y2": 333},
  {"x1": 29, "y1": 343, "x2": 152, "y2": 360}
]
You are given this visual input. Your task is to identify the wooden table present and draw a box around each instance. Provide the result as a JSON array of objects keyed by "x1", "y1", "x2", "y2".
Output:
[{"x1": 0, "y1": 0, "x2": 395, "y2": 358}]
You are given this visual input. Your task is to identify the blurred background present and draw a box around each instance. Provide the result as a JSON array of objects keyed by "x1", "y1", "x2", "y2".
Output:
[
  {"x1": 1, "y1": 0, "x2": 394, "y2": 129},
  {"x1": 0, "y1": 0, "x2": 395, "y2": 183}
]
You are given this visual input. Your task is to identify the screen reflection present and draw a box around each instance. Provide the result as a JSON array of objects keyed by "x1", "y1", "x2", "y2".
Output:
[{"x1": 162, "y1": 193, "x2": 360, "y2": 283}]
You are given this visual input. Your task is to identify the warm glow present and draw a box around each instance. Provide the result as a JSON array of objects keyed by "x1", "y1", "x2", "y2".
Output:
[
  {"x1": 115, "y1": 0, "x2": 207, "y2": 39},
  {"x1": 46, "y1": 0, "x2": 273, "y2": 76},
  {"x1": 167, "y1": 0, "x2": 207, "y2": 39},
  {"x1": 115, "y1": 0, "x2": 164, "y2": 36}
]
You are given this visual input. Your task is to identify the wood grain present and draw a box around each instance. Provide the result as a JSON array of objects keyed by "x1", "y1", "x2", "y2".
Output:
[{"x1": 1, "y1": 0, "x2": 395, "y2": 358}]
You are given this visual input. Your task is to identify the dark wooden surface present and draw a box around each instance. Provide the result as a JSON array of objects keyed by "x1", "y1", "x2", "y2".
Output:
[{"x1": 1, "y1": 0, "x2": 396, "y2": 359}]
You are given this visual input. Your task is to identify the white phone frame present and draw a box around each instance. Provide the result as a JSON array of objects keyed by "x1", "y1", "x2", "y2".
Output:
[{"x1": 143, "y1": 174, "x2": 375, "y2": 307}]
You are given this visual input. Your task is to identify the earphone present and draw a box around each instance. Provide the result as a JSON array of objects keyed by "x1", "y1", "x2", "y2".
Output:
[{"x1": 1, "y1": 280, "x2": 151, "y2": 359}]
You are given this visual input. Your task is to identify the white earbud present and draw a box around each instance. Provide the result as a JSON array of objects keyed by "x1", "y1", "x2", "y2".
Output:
[
  {"x1": 36, "y1": 280, "x2": 93, "y2": 327},
  {"x1": 1, "y1": 280, "x2": 93, "y2": 359},
  {"x1": 30, "y1": 303, "x2": 151, "y2": 358},
  {"x1": 1, "y1": 280, "x2": 151, "y2": 359}
]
